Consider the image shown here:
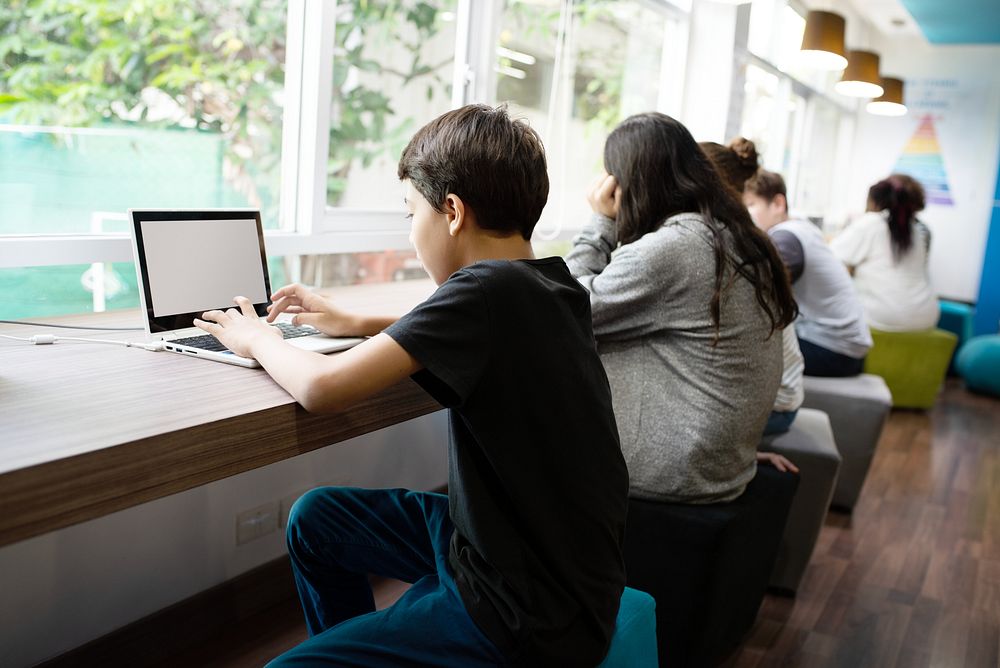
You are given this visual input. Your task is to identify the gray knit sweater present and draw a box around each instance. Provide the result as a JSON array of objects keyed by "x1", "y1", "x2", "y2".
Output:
[{"x1": 565, "y1": 213, "x2": 782, "y2": 503}]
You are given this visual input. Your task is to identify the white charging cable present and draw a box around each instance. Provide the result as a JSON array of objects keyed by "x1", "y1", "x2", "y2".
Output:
[{"x1": 0, "y1": 333, "x2": 165, "y2": 351}]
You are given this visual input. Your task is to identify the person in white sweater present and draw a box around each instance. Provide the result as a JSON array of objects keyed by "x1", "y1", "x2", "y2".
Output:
[
  {"x1": 744, "y1": 170, "x2": 872, "y2": 377},
  {"x1": 830, "y1": 175, "x2": 939, "y2": 332}
]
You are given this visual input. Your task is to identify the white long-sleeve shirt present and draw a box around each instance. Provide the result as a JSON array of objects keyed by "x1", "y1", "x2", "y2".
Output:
[{"x1": 830, "y1": 212, "x2": 939, "y2": 332}]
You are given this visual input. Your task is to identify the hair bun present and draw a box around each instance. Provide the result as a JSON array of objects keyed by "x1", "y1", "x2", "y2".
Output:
[{"x1": 728, "y1": 137, "x2": 758, "y2": 169}]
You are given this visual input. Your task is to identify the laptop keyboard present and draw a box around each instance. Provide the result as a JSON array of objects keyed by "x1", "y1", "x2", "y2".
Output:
[{"x1": 172, "y1": 322, "x2": 320, "y2": 353}]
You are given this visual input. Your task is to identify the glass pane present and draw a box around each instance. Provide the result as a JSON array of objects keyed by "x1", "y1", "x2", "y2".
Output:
[
  {"x1": 794, "y1": 99, "x2": 840, "y2": 217},
  {"x1": 297, "y1": 251, "x2": 429, "y2": 288},
  {"x1": 0, "y1": 257, "x2": 288, "y2": 320},
  {"x1": 494, "y1": 0, "x2": 683, "y2": 237},
  {"x1": 773, "y1": 6, "x2": 805, "y2": 73},
  {"x1": 327, "y1": 1, "x2": 458, "y2": 207},
  {"x1": 747, "y1": 1, "x2": 844, "y2": 95},
  {"x1": 739, "y1": 64, "x2": 780, "y2": 165},
  {"x1": 0, "y1": 1, "x2": 288, "y2": 235},
  {"x1": 747, "y1": 0, "x2": 782, "y2": 63}
]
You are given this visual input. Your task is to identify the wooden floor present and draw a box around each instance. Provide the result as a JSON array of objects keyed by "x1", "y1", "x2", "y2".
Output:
[
  {"x1": 180, "y1": 380, "x2": 1000, "y2": 667},
  {"x1": 724, "y1": 379, "x2": 1000, "y2": 668}
]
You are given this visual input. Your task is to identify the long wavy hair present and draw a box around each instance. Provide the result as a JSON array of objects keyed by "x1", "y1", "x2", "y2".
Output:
[
  {"x1": 604, "y1": 112, "x2": 797, "y2": 339},
  {"x1": 868, "y1": 175, "x2": 923, "y2": 260}
]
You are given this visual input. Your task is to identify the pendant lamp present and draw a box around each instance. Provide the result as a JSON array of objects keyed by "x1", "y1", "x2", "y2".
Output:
[
  {"x1": 835, "y1": 50, "x2": 884, "y2": 98},
  {"x1": 867, "y1": 77, "x2": 907, "y2": 116},
  {"x1": 799, "y1": 10, "x2": 848, "y2": 71}
]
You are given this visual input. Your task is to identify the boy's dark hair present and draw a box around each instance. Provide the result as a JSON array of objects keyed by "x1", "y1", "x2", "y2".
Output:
[
  {"x1": 744, "y1": 169, "x2": 788, "y2": 209},
  {"x1": 604, "y1": 112, "x2": 797, "y2": 340},
  {"x1": 398, "y1": 104, "x2": 549, "y2": 240}
]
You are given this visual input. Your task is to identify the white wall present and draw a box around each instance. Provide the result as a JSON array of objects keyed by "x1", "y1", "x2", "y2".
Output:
[
  {"x1": 0, "y1": 412, "x2": 449, "y2": 668},
  {"x1": 844, "y1": 37, "x2": 1000, "y2": 301}
]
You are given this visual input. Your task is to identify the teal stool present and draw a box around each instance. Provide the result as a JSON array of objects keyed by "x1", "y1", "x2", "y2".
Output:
[
  {"x1": 598, "y1": 587, "x2": 658, "y2": 667},
  {"x1": 956, "y1": 335, "x2": 1000, "y2": 398},
  {"x1": 937, "y1": 300, "x2": 976, "y2": 374}
]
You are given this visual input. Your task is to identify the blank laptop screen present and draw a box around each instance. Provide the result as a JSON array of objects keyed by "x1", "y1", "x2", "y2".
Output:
[
  {"x1": 141, "y1": 218, "x2": 267, "y2": 318},
  {"x1": 131, "y1": 211, "x2": 272, "y2": 333}
]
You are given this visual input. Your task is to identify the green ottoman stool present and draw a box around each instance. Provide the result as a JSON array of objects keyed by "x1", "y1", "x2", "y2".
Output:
[
  {"x1": 956, "y1": 335, "x2": 1000, "y2": 398},
  {"x1": 598, "y1": 587, "x2": 658, "y2": 667},
  {"x1": 937, "y1": 300, "x2": 975, "y2": 374},
  {"x1": 864, "y1": 328, "x2": 958, "y2": 409}
]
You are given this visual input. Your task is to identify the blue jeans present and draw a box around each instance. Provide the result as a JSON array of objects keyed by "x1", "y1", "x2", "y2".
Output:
[
  {"x1": 266, "y1": 487, "x2": 506, "y2": 667},
  {"x1": 763, "y1": 409, "x2": 798, "y2": 436},
  {"x1": 798, "y1": 338, "x2": 865, "y2": 377}
]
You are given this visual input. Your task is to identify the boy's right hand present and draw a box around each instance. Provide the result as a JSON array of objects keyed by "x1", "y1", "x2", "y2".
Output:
[{"x1": 266, "y1": 283, "x2": 359, "y2": 337}]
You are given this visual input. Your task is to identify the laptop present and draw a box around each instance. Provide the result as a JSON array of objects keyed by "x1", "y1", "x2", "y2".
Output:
[{"x1": 129, "y1": 209, "x2": 364, "y2": 368}]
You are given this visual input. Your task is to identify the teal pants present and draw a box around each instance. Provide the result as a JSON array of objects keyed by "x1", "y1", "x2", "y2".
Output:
[{"x1": 266, "y1": 487, "x2": 506, "y2": 667}]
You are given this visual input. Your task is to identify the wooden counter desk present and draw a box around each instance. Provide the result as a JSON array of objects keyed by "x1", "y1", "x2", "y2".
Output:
[{"x1": 0, "y1": 279, "x2": 440, "y2": 547}]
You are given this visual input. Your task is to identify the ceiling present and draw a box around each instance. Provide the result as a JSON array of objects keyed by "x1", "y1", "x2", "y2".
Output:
[
  {"x1": 841, "y1": 0, "x2": 920, "y2": 39},
  {"x1": 897, "y1": 0, "x2": 1000, "y2": 44}
]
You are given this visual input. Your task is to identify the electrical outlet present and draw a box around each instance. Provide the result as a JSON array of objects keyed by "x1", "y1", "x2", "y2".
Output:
[{"x1": 236, "y1": 501, "x2": 280, "y2": 545}]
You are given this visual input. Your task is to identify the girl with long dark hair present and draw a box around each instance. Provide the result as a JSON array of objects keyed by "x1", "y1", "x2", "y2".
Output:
[
  {"x1": 830, "y1": 175, "x2": 939, "y2": 331},
  {"x1": 565, "y1": 112, "x2": 798, "y2": 503}
]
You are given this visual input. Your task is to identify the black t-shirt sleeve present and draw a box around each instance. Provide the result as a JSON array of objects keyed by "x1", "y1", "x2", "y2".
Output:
[
  {"x1": 771, "y1": 229, "x2": 805, "y2": 283},
  {"x1": 383, "y1": 270, "x2": 491, "y2": 408}
]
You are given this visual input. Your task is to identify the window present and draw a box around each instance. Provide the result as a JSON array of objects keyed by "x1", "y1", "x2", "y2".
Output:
[
  {"x1": 749, "y1": 3, "x2": 840, "y2": 95},
  {"x1": 0, "y1": 0, "x2": 289, "y2": 234},
  {"x1": 736, "y1": 0, "x2": 855, "y2": 224},
  {"x1": 0, "y1": 0, "x2": 291, "y2": 319},
  {"x1": 790, "y1": 97, "x2": 840, "y2": 218},
  {"x1": 294, "y1": 1, "x2": 460, "y2": 289},
  {"x1": 492, "y1": 0, "x2": 687, "y2": 245},
  {"x1": 2, "y1": 0, "x2": 694, "y2": 317},
  {"x1": 326, "y1": 2, "x2": 458, "y2": 209},
  {"x1": 748, "y1": 1, "x2": 805, "y2": 75}
]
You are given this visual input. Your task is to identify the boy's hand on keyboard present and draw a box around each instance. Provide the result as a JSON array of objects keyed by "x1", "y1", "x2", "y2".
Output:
[
  {"x1": 266, "y1": 283, "x2": 358, "y2": 337},
  {"x1": 194, "y1": 296, "x2": 282, "y2": 358}
]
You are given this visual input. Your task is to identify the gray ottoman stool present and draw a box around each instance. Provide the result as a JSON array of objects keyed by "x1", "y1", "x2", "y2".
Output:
[
  {"x1": 760, "y1": 408, "x2": 841, "y2": 593},
  {"x1": 801, "y1": 374, "x2": 891, "y2": 510}
]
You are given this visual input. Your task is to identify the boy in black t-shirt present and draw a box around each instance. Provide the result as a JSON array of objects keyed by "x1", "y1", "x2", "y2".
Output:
[{"x1": 194, "y1": 105, "x2": 629, "y2": 666}]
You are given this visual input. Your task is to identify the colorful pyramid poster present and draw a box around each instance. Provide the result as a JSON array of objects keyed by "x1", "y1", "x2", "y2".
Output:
[{"x1": 892, "y1": 114, "x2": 954, "y2": 206}]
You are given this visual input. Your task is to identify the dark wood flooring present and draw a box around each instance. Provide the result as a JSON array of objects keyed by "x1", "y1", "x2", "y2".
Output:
[
  {"x1": 722, "y1": 379, "x2": 1000, "y2": 668},
  {"x1": 178, "y1": 380, "x2": 1000, "y2": 667}
]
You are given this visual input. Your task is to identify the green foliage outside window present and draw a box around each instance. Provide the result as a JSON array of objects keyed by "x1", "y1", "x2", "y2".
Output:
[
  {"x1": 0, "y1": 0, "x2": 456, "y2": 217},
  {"x1": 327, "y1": 0, "x2": 456, "y2": 202}
]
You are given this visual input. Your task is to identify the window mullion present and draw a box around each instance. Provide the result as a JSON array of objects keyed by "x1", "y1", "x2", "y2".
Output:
[
  {"x1": 460, "y1": 0, "x2": 502, "y2": 105},
  {"x1": 277, "y1": 0, "x2": 308, "y2": 233},
  {"x1": 298, "y1": 0, "x2": 337, "y2": 235}
]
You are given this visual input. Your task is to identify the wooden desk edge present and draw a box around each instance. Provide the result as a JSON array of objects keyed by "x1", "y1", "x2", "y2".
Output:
[{"x1": 0, "y1": 379, "x2": 441, "y2": 547}]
